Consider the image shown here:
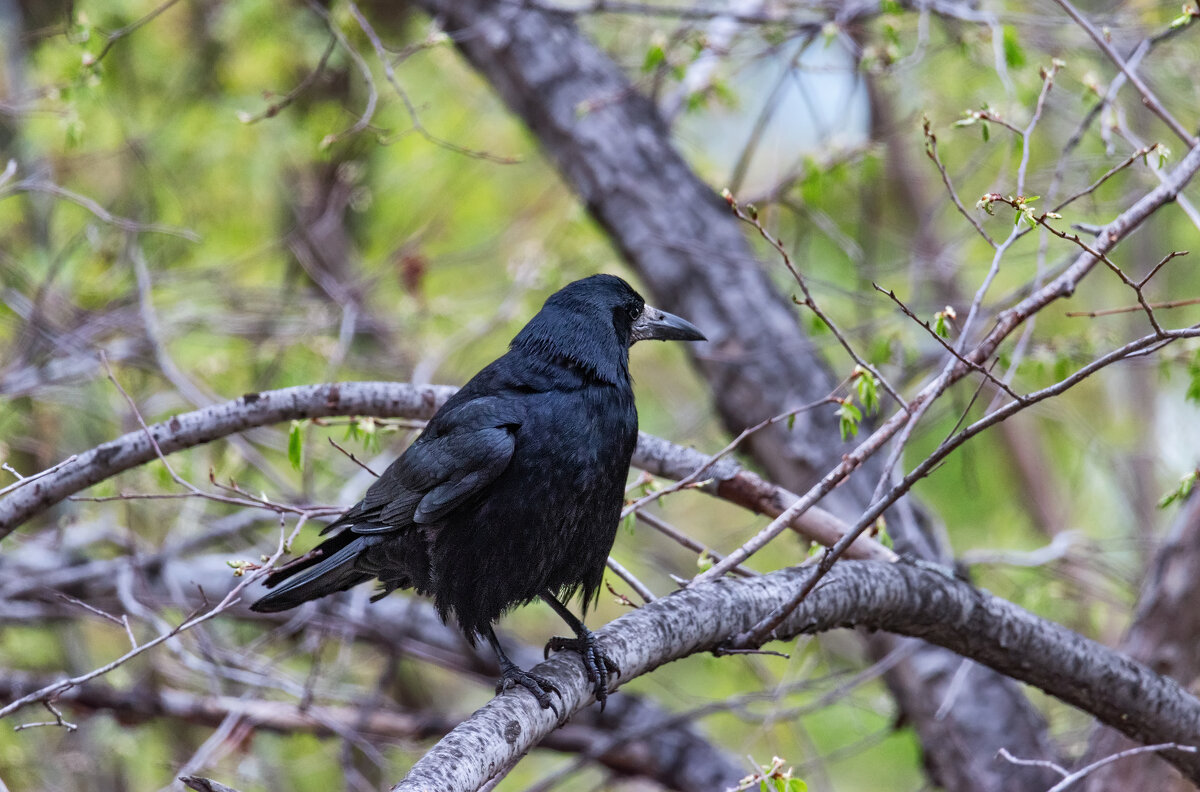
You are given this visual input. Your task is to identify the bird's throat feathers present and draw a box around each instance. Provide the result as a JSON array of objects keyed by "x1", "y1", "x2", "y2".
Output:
[{"x1": 510, "y1": 307, "x2": 631, "y2": 386}]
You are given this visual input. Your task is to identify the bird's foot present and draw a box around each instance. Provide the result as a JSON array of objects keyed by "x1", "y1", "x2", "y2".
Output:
[
  {"x1": 544, "y1": 629, "x2": 620, "y2": 709},
  {"x1": 495, "y1": 663, "x2": 562, "y2": 717}
]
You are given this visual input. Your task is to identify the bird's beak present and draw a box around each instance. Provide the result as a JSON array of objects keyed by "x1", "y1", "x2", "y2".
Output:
[{"x1": 631, "y1": 304, "x2": 707, "y2": 344}]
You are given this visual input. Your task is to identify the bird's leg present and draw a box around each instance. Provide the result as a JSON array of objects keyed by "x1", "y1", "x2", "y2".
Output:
[
  {"x1": 540, "y1": 591, "x2": 620, "y2": 709},
  {"x1": 484, "y1": 626, "x2": 561, "y2": 716}
]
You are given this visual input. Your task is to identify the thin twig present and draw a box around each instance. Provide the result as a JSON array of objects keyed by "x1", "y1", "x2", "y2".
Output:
[
  {"x1": 328, "y1": 438, "x2": 380, "y2": 477},
  {"x1": 1051, "y1": 0, "x2": 1197, "y2": 146},
  {"x1": 922, "y1": 117, "x2": 996, "y2": 247},
  {"x1": 873, "y1": 284, "x2": 1022, "y2": 401},
  {"x1": 0, "y1": 180, "x2": 199, "y2": 240},
  {"x1": 621, "y1": 397, "x2": 834, "y2": 520},
  {"x1": 347, "y1": 1, "x2": 519, "y2": 163},
  {"x1": 1066, "y1": 296, "x2": 1200, "y2": 318},
  {"x1": 304, "y1": 0, "x2": 379, "y2": 149},
  {"x1": 239, "y1": 36, "x2": 338, "y2": 124},
  {"x1": 722, "y1": 324, "x2": 1200, "y2": 649},
  {"x1": 723, "y1": 192, "x2": 908, "y2": 411},
  {"x1": 1051, "y1": 145, "x2": 1162, "y2": 213},
  {"x1": 87, "y1": 0, "x2": 185, "y2": 66},
  {"x1": 635, "y1": 511, "x2": 758, "y2": 578},
  {"x1": 604, "y1": 556, "x2": 655, "y2": 603},
  {"x1": 0, "y1": 456, "x2": 78, "y2": 498}
]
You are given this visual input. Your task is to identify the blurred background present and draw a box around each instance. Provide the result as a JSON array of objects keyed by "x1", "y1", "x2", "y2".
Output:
[{"x1": 2, "y1": 0, "x2": 1200, "y2": 790}]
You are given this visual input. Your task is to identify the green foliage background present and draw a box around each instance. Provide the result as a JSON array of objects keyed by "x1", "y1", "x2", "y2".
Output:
[{"x1": 2, "y1": 1, "x2": 1200, "y2": 789}]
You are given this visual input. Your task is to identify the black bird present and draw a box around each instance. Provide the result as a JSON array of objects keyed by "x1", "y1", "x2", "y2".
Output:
[{"x1": 251, "y1": 275, "x2": 705, "y2": 709}]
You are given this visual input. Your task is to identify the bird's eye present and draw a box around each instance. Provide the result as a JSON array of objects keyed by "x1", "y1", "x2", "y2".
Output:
[{"x1": 627, "y1": 305, "x2": 641, "y2": 320}]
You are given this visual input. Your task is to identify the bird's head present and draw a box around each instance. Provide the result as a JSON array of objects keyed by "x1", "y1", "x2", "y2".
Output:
[{"x1": 511, "y1": 274, "x2": 706, "y2": 383}]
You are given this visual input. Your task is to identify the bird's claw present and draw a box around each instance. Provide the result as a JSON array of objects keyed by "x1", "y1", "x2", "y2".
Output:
[
  {"x1": 496, "y1": 665, "x2": 562, "y2": 718},
  {"x1": 544, "y1": 631, "x2": 620, "y2": 709}
]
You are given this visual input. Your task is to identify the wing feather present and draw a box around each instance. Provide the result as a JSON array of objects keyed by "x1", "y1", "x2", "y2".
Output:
[{"x1": 323, "y1": 396, "x2": 520, "y2": 536}]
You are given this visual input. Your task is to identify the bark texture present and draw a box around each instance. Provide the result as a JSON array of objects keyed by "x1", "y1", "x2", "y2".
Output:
[
  {"x1": 1082, "y1": 493, "x2": 1200, "y2": 792},
  {"x1": 393, "y1": 560, "x2": 1200, "y2": 791}
]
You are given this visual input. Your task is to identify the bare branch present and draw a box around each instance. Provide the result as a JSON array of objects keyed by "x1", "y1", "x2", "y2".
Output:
[
  {"x1": 390, "y1": 561, "x2": 1200, "y2": 791},
  {"x1": 1050, "y1": 0, "x2": 1197, "y2": 147},
  {"x1": 0, "y1": 382, "x2": 893, "y2": 561},
  {"x1": 239, "y1": 36, "x2": 338, "y2": 124},
  {"x1": 0, "y1": 179, "x2": 200, "y2": 240}
]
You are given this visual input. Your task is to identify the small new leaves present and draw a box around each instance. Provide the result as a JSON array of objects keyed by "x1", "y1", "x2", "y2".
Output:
[
  {"x1": 1039, "y1": 57, "x2": 1066, "y2": 82},
  {"x1": 870, "y1": 516, "x2": 893, "y2": 549},
  {"x1": 227, "y1": 559, "x2": 258, "y2": 577},
  {"x1": 1012, "y1": 194, "x2": 1040, "y2": 227},
  {"x1": 954, "y1": 108, "x2": 991, "y2": 142},
  {"x1": 921, "y1": 115, "x2": 937, "y2": 156},
  {"x1": 345, "y1": 417, "x2": 382, "y2": 453},
  {"x1": 1170, "y1": 4, "x2": 1199, "y2": 28},
  {"x1": 1158, "y1": 469, "x2": 1198, "y2": 509},
  {"x1": 642, "y1": 34, "x2": 667, "y2": 73},
  {"x1": 834, "y1": 398, "x2": 862, "y2": 442},
  {"x1": 634, "y1": 471, "x2": 662, "y2": 499},
  {"x1": 1002, "y1": 25, "x2": 1025, "y2": 69},
  {"x1": 933, "y1": 305, "x2": 957, "y2": 338},
  {"x1": 1145, "y1": 142, "x2": 1172, "y2": 169},
  {"x1": 977, "y1": 193, "x2": 1056, "y2": 227},
  {"x1": 851, "y1": 364, "x2": 880, "y2": 415},
  {"x1": 732, "y1": 756, "x2": 807, "y2": 792},
  {"x1": 288, "y1": 420, "x2": 306, "y2": 471}
]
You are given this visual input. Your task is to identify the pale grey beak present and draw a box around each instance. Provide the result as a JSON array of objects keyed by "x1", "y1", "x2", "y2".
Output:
[{"x1": 630, "y1": 304, "x2": 706, "y2": 344}]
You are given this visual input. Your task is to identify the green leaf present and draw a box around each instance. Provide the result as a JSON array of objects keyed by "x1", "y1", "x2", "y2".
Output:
[
  {"x1": 1158, "y1": 470, "x2": 1197, "y2": 509},
  {"x1": 642, "y1": 43, "x2": 666, "y2": 73},
  {"x1": 854, "y1": 367, "x2": 880, "y2": 415},
  {"x1": 836, "y1": 402, "x2": 862, "y2": 441},
  {"x1": 980, "y1": 120, "x2": 989, "y2": 142},
  {"x1": 875, "y1": 519, "x2": 893, "y2": 549},
  {"x1": 288, "y1": 420, "x2": 304, "y2": 472},
  {"x1": 1187, "y1": 375, "x2": 1200, "y2": 404},
  {"x1": 934, "y1": 313, "x2": 949, "y2": 338},
  {"x1": 1158, "y1": 145, "x2": 1172, "y2": 168},
  {"x1": 1002, "y1": 25, "x2": 1026, "y2": 68}
]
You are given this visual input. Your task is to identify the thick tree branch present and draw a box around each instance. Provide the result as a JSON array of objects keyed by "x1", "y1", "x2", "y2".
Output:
[
  {"x1": 0, "y1": 381, "x2": 450, "y2": 537},
  {"x1": 0, "y1": 381, "x2": 892, "y2": 560},
  {"x1": 391, "y1": 560, "x2": 1200, "y2": 791}
]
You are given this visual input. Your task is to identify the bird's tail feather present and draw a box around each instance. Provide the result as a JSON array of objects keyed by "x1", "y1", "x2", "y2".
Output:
[{"x1": 250, "y1": 533, "x2": 372, "y2": 613}]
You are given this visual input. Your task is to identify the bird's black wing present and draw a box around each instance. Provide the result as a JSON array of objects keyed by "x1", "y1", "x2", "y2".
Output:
[{"x1": 323, "y1": 395, "x2": 523, "y2": 536}]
